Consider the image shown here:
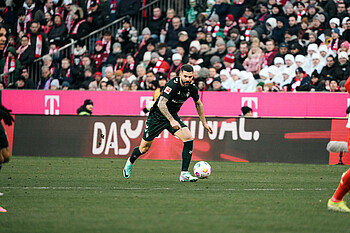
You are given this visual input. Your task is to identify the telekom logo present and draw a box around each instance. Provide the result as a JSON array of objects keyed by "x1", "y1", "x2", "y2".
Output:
[
  {"x1": 140, "y1": 96, "x2": 154, "y2": 116},
  {"x1": 241, "y1": 97, "x2": 258, "y2": 117},
  {"x1": 44, "y1": 95, "x2": 60, "y2": 115}
]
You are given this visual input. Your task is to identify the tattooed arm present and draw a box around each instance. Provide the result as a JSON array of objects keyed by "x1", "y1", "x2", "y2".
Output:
[
  {"x1": 157, "y1": 96, "x2": 181, "y2": 129},
  {"x1": 195, "y1": 99, "x2": 213, "y2": 134}
]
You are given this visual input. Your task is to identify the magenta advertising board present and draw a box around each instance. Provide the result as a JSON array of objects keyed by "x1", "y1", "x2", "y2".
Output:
[{"x1": 2, "y1": 90, "x2": 349, "y2": 117}]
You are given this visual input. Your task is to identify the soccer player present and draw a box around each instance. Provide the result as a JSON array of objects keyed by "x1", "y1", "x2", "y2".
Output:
[
  {"x1": 0, "y1": 104, "x2": 14, "y2": 213},
  {"x1": 123, "y1": 64, "x2": 213, "y2": 182},
  {"x1": 328, "y1": 170, "x2": 350, "y2": 212}
]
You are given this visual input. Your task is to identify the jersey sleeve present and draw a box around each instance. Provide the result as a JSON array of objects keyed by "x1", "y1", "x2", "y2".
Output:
[{"x1": 191, "y1": 84, "x2": 200, "y2": 102}]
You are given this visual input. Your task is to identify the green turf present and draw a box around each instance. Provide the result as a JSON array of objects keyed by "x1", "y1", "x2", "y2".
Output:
[{"x1": 0, "y1": 156, "x2": 350, "y2": 233}]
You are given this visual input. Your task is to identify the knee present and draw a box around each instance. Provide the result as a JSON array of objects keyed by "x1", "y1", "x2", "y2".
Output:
[
  {"x1": 139, "y1": 145, "x2": 150, "y2": 154},
  {"x1": 2, "y1": 148, "x2": 11, "y2": 163},
  {"x1": 184, "y1": 137, "x2": 194, "y2": 142}
]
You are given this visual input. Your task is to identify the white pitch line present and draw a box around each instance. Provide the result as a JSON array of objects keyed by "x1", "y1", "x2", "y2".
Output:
[{"x1": 1, "y1": 186, "x2": 329, "y2": 191}]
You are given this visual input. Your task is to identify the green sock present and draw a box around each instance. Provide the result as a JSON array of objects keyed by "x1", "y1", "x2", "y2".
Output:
[{"x1": 181, "y1": 140, "x2": 193, "y2": 171}]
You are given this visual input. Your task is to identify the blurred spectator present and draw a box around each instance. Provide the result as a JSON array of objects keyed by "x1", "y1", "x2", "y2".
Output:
[
  {"x1": 140, "y1": 70, "x2": 156, "y2": 90},
  {"x1": 100, "y1": 77, "x2": 108, "y2": 90},
  {"x1": 69, "y1": 6, "x2": 89, "y2": 41},
  {"x1": 243, "y1": 42, "x2": 264, "y2": 76},
  {"x1": 167, "y1": 53, "x2": 183, "y2": 79},
  {"x1": 157, "y1": 43, "x2": 172, "y2": 66},
  {"x1": 160, "y1": 8, "x2": 175, "y2": 43},
  {"x1": 340, "y1": 80, "x2": 347, "y2": 92},
  {"x1": 214, "y1": 39, "x2": 227, "y2": 59},
  {"x1": 287, "y1": 15, "x2": 299, "y2": 37},
  {"x1": 87, "y1": 0, "x2": 108, "y2": 32},
  {"x1": 34, "y1": 0, "x2": 55, "y2": 21},
  {"x1": 48, "y1": 14, "x2": 68, "y2": 46},
  {"x1": 55, "y1": 57, "x2": 74, "y2": 85},
  {"x1": 320, "y1": 55, "x2": 338, "y2": 79},
  {"x1": 50, "y1": 79, "x2": 60, "y2": 90},
  {"x1": 16, "y1": 9, "x2": 29, "y2": 37},
  {"x1": 272, "y1": 18, "x2": 286, "y2": 45},
  {"x1": 329, "y1": 79, "x2": 340, "y2": 92},
  {"x1": 235, "y1": 41, "x2": 249, "y2": 65},
  {"x1": 106, "y1": 80, "x2": 116, "y2": 91},
  {"x1": 210, "y1": 0, "x2": 231, "y2": 27},
  {"x1": 125, "y1": 54, "x2": 137, "y2": 74},
  {"x1": 8, "y1": 76, "x2": 27, "y2": 89},
  {"x1": 20, "y1": 68, "x2": 35, "y2": 89},
  {"x1": 108, "y1": 0, "x2": 117, "y2": 21},
  {"x1": 77, "y1": 99, "x2": 93, "y2": 115},
  {"x1": 115, "y1": 0, "x2": 140, "y2": 19},
  {"x1": 153, "y1": 73, "x2": 167, "y2": 100},
  {"x1": 16, "y1": 34, "x2": 35, "y2": 68},
  {"x1": 136, "y1": 64, "x2": 146, "y2": 86},
  {"x1": 219, "y1": 69, "x2": 234, "y2": 90},
  {"x1": 185, "y1": 0, "x2": 202, "y2": 25},
  {"x1": 319, "y1": 0, "x2": 336, "y2": 19},
  {"x1": 71, "y1": 40, "x2": 88, "y2": 68},
  {"x1": 40, "y1": 11, "x2": 54, "y2": 34},
  {"x1": 0, "y1": 47, "x2": 21, "y2": 87},
  {"x1": 107, "y1": 42, "x2": 123, "y2": 66},
  {"x1": 135, "y1": 28, "x2": 156, "y2": 62},
  {"x1": 165, "y1": 16, "x2": 183, "y2": 50},
  {"x1": 290, "y1": 67, "x2": 312, "y2": 91},
  {"x1": 90, "y1": 40, "x2": 108, "y2": 71},
  {"x1": 338, "y1": 52, "x2": 350, "y2": 80},
  {"x1": 37, "y1": 65, "x2": 54, "y2": 89},
  {"x1": 328, "y1": 28, "x2": 343, "y2": 55},
  {"x1": 275, "y1": 42, "x2": 288, "y2": 60},
  {"x1": 149, "y1": 52, "x2": 170, "y2": 74},
  {"x1": 262, "y1": 39, "x2": 278, "y2": 68},
  {"x1": 28, "y1": 20, "x2": 48, "y2": 58},
  {"x1": 309, "y1": 71, "x2": 324, "y2": 92},
  {"x1": 207, "y1": 77, "x2": 227, "y2": 91},
  {"x1": 239, "y1": 71, "x2": 258, "y2": 92},
  {"x1": 241, "y1": 106, "x2": 253, "y2": 116},
  {"x1": 23, "y1": 0, "x2": 40, "y2": 22},
  {"x1": 147, "y1": 7, "x2": 164, "y2": 40},
  {"x1": 101, "y1": 30, "x2": 115, "y2": 55},
  {"x1": 115, "y1": 17, "x2": 138, "y2": 54},
  {"x1": 0, "y1": 1, "x2": 15, "y2": 34}
]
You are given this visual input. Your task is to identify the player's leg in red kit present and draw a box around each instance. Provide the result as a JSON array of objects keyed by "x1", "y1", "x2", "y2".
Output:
[{"x1": 328, "y1": 169, "x2": 350, "y2": 212}]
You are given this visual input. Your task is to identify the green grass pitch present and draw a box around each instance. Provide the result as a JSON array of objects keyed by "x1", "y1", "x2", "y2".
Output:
[{"x1": 1, "y1": 156, "x2": 350, "y2": 233}]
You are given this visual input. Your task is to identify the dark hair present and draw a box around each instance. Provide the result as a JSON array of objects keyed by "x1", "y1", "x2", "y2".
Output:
[
  {"x1": 289, "y1": 15, "x2": 297, "y2": 20},
  {"x1": 327, "y1": 55, "x2": 335, "y2": 61},
  {"x1": 146, "y1": 69, "x2": 154, "y2": 75},
  {"x1": 157, "y1": 43, "x2": 167, "y2": 49},
  {"x1": 241, "y1": 106, "x2": 252, "y2": 115},
  {"x1": 103, "y1": 30, "x2": 112, "y2": 36},
  {"x1": 180, "y1": 64, "x2": 194, "y2": 73}
]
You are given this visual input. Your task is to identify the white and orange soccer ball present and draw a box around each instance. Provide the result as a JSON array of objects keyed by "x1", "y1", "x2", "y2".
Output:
[{"x1": 193, "y1": 161, "x2": 211, "y2": 179}]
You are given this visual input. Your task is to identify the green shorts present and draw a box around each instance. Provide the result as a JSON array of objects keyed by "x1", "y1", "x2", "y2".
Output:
[
  {"x1": 142, "y1": 113, "x2": 187, "y2": 141},
  {"x1": 0, "y1": 123, "x2": 8, "y2": 148}
]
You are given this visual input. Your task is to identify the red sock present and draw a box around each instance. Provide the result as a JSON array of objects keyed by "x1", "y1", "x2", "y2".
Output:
[
  {"x1": 331, "y1": 169, "x2": 350, "y2": 202},
  {"x1": 347, "y1": 130, "x2": 350, "y2": 151}
]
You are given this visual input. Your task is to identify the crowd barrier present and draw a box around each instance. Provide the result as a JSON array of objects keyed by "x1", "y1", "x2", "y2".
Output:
[
  {"x1": 10, "y1": 115, "x2": 350, "y2": 164},
  {"x1": 2, "y1": 90, "x2": 350, "y2": 117}
]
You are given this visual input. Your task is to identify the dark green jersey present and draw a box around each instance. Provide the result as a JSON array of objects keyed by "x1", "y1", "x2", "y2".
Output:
[{"x1": 150, "y1": 76, "x2": 200, "y2": 116}]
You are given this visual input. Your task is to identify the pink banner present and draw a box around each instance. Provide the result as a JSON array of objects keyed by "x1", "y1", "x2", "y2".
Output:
[{"x1": 2, "y1": 90, "x2": 349, "y2": 117}]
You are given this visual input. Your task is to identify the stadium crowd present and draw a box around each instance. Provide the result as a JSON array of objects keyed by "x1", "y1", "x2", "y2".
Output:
[{"x1": 2, "y1": 0, "x2": 350, "y2": 92}]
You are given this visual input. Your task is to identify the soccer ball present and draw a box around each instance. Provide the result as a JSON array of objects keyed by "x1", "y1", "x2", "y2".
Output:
[{"x1": 193, "y1": 161, "x2": 211, "y2": 179}]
